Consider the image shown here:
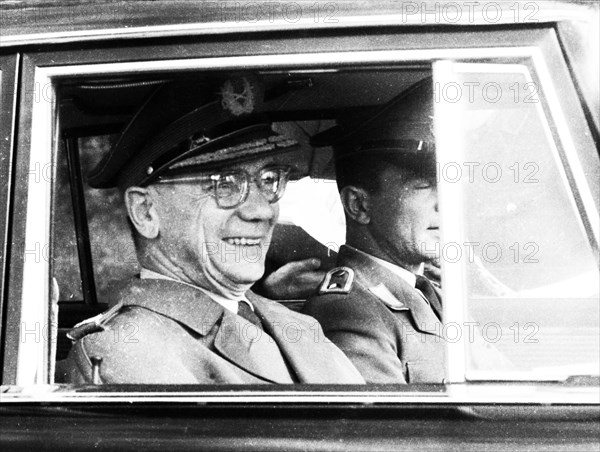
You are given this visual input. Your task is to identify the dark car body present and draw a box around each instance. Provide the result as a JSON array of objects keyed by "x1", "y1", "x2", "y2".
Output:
[{"x1": 1, "y1": 1, "x2": 599, "y2": 450}]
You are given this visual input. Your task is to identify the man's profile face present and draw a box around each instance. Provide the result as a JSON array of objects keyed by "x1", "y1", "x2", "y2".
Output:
[
  {"x1": 151, "y1": 156, "x2": 281, "y2": 291},
  {"x1": 368, "y1": 165, "x2": 439, "y2": 268}
]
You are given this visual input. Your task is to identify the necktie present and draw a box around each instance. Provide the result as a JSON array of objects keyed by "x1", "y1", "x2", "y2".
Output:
[
  {"x1": 237, "y1": 301, "x2": 263, "y2": 330},
  {"x1": 415, "y1": 275, "x2": 443, "y2": 321}
]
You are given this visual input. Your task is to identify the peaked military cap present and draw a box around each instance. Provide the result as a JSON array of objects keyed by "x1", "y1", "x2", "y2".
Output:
[
  {"x1": 311, "y1": 77, "x2": 435, "y2": 177},
  {"x1": 88, "y1": 76, "x2": 298, "y2": 189}
]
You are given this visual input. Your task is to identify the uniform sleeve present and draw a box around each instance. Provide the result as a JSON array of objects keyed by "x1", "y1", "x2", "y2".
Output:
[
  {"x1": 63, "y1": 309, "x2": 210, "y2": 384},
  {"x1": 64, "y1": 329, "x2": 200, "y2": 384}
]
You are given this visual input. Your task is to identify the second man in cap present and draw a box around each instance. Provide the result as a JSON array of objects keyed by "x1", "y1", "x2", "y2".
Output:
[{"x1": 302, "y1": 78, "x2": 446, "y2": 384}]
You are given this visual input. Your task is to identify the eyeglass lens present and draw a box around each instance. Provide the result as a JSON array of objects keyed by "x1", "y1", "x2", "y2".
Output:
[{"x1": 214, "y1": 168, "x2": 288, "y2": 208}]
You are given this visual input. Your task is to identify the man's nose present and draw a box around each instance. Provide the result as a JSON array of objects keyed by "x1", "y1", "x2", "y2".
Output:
[{"x1": 237, "y1": 182, "x2": 277, "y2": 221}]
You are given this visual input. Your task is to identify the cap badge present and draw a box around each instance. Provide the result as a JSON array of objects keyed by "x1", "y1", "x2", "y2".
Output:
[{"x1": 220, "y1": 77, "x2": 256, "y2": 116}]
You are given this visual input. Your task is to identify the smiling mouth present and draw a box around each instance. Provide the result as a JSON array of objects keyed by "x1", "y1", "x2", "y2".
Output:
[{"x1": 224, "y1": 237, "x2": 262, "y2": 246}]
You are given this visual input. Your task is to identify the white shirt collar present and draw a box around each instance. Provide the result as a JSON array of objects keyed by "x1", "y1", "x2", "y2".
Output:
[
  {"x1": 139, "y1": 268, "x2": 252, "y2": 314},
  {"x1": 347, "y1": 246, "x2": 421, "y2": 288}
]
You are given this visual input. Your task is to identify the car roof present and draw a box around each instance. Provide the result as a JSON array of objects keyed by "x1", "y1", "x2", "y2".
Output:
[{"x1": 0, "y1": 0, "x2": 596, "y2": 48}]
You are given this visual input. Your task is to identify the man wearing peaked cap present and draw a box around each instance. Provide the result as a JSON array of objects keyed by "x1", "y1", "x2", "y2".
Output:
[
  {"x1": 302, "y1": 77, "x2": 447, "y2": 384},
  {"x1": 61, "y1": 77, "x2": 364, "y2": 385}
]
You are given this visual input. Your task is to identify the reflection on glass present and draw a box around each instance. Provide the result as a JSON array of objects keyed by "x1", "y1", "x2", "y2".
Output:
[{"x1": 447, "y1": 67, "x2": 599, "y2": 378}]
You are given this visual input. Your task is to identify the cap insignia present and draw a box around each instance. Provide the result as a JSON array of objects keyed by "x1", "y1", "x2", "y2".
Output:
[
  {"x1": 220, "y1": 77, "x2": 256, "y2": 116},
  {"x1": 169, "y1": 134, "x2": 298, "y2": 171}
]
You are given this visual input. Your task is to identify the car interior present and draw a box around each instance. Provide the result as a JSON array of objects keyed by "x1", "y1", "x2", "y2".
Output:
[
  {"x1": 52, "y1": 67, "x2": 434, "y2": 369},
  {"x1": 47, "y1": 60, "x2": 600, "y2": 386}
]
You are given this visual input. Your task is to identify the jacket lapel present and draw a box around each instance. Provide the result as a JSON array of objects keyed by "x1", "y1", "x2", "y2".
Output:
[
  {"x1": 119, "y1": 278, "x2": 224, "y2": 335},
  {"x1": 251, "y1": 293, "x2": 363, "y2": 383},
  {"x1": 338, "y1": 246, "x2": 442, "y2": 337},
  {"x1": 381, "y1": 274, "x2": 442, "y2": 336},
  {"x1": 121, "y1": 278, "x2": 294, "y2": 383},
  {"x1": 213, "y1": 311, "x2": 294, "y2": 384}
]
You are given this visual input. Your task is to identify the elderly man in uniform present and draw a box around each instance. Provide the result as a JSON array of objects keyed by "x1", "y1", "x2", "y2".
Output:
[
  {"x1": 302, "y1": 78, "x2": 446, "y2": 384},
  {"x1": 62, "y1": 77, "x2": 364, "y2": 385}
]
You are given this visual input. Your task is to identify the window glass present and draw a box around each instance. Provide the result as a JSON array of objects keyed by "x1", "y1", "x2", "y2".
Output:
[
  {"x1": 273, "y1": 120, "x2": 344, "y2": 250},
  {"x1": 52, "y1": 140, "x2": 83, "y2": 302},
  {"x1": 52, "y1": 135, "x2": 137, "y2": 304},
  {"x1": 49, "y1": 64, "x2": 599, "y2": 385},
  {"x1": 52, "y1": 69, "x2": 435, "y2": 379},
  {"x1": 80, "y1": 135, "x2": 140, "y2": 303},
  {"x1": 435, "y1": 63, "x2": 599, "y2": 379},
  {"x1": 279, "y1": 178, "x2": 345, "y2": 250}
]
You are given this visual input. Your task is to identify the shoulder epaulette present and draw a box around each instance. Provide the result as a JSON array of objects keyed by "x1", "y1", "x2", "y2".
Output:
[
  {"x1": 318, "y1": 267, "x2": 355, "y2": 294},
  {"x1": 66, "y1": 302, "x2": 124, "y2": 341}
]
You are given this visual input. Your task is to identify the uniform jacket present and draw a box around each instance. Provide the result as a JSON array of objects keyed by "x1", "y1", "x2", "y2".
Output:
[
  {"x1": 61, "y1": 278, "x2": 364, "y2": 384},
  {"x1": 302, "y1": 246, "x2": 446, "y2": 384}
]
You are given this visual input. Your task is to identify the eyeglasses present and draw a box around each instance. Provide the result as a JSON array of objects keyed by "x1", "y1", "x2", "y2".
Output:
[{"x1": 155, "y1": 166, "x2": 291, "y2": 209}]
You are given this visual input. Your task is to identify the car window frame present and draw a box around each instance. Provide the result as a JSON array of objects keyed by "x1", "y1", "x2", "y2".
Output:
[
  {"x1": 1, "y1": 25, "x2": 598, "y2": 405},
  {"x1": 0, "y1": 53, "x2": 20, "y2": 385}
]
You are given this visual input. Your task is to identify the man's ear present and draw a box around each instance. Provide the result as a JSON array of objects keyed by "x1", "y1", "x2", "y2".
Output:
[
  {"x1": 340, "y1": 185, "x2": 371, "y2": 225},
  {"x1": 124, "y1": 186, "x2": 160, "y2": 239}
]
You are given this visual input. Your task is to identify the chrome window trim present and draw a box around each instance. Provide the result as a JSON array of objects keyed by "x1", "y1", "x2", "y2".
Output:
[
  {"x1": 17, "y1": 67, "x2": 56, "y2": 385},
  {"x1": 34, "y1": 47, "x2": 537, "y2": 77},
  {"x1": 432, "y1": 59, "x2": 468, "y2": 384},
  {"x1": 1, "y1": 383, "x2": 599, "y2": 405},
  {"x1": 530, "y1": 48, "x2": 600, "y2": 243},
  {"x1": 15, "y1": 45, "x2": 598, "y2": 397}
]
